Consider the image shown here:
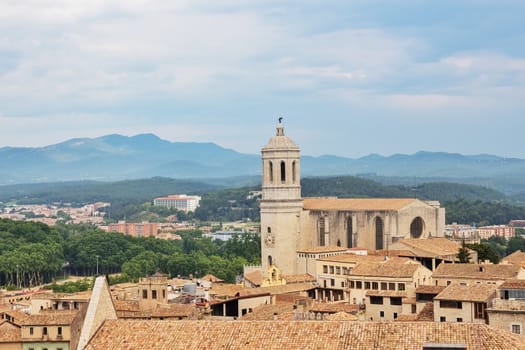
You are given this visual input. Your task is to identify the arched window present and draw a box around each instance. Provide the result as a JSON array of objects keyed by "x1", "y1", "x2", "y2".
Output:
[
  {"x1": 375, "y1": 217, "x2": 384, "y2": 250},
  {"x1": 347, "y1": 217, "x2": 354, "y2": 248},
  {"x1": 292, "y1": 161, "x2": 297, "y2": 184},
  {"x1": 268, "y1": 255, "x2": 273, "y2": 266},
  {"x1": 280, "y1": 161, "x2": 286, "y2": 183},
  {"x1": 410, "y1": 217, "x2": 424, "y2": 238},
  {"x1": 319, "y1": 217, "x2": 326, "y2": 246},
  {"x1": 267, "y1": 227, "x2": 271, "y2": 233},
  {"x1": 269, "y1": 161, "x2": 274, "y2": 183}
]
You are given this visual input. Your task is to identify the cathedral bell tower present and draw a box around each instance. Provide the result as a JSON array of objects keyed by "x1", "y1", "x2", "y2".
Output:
[{"x1": 260, "y1": 119, "x2": 303, "y2": 275}]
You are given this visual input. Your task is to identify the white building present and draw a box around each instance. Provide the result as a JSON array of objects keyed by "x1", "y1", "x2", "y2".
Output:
[{"x1": 153, "y1": 195, "x2": 201, "y2": 212}]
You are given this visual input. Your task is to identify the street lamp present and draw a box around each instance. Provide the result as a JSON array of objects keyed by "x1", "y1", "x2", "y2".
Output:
[{"x1": 96, "y1": 255, "x2": 99, "y2": 276}]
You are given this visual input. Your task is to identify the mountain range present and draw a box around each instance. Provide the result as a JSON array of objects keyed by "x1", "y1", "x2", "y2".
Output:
[{"x1": 1, "y1": 133, "x2": 525, "y2": 195}]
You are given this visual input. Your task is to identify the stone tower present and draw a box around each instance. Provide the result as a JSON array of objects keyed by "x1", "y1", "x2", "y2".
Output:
[{"x1": 260, "y1": 120, "x2": 303, "y2": 275}]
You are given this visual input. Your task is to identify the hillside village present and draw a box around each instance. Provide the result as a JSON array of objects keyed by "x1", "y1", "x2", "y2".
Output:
[{"x1": 2, "y1": 123, "x2": 525, "y2": 349}]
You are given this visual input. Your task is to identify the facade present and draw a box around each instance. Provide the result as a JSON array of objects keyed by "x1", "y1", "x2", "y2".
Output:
[
  {"x1": 433, "y1": 283, "x2": 497, "y2": 324},
  {"x1": 153, "y1": 195, "x2": 201, "y2": 212},
  {"x1": 487, "y1": 279, "x2": 525, "y2": 337},
  {"x1": 107, "y1": 221, "x2": 159, "y2": 238},
  {"x1": 446, "y1": 223, "x2": 515, "y2": 240},
  {"x1": 431, "y1": 263, "x2": 525, "y2": 287},
  {"x1": 260, "y1": 121, "x2": 446, "y2": 276}
]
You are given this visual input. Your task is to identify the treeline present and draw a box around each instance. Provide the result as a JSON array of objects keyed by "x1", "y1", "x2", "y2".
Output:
[
  {"x1": 0, "y1": 219, "x2": 261, "y2": 288},
  {"x1": 444, "y1": 199, "x2": 525, "y2": 225},
  {"x1": 0, "y1": 219, "x2": 64, "y2": 287}
]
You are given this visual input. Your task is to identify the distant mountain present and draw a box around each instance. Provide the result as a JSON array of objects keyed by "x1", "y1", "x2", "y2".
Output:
[{"x1": 1, "y1": 134, "x2": 525, "y2": 194}]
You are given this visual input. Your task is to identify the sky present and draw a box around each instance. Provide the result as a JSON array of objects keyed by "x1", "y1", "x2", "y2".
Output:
[{"x1": 1, "y1": 0, "x2": 525, "y2": 158}]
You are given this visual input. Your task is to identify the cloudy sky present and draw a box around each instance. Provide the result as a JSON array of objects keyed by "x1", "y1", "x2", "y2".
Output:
[{"x1": 1, "y1": 0, "x2": 524, "y2": 158}]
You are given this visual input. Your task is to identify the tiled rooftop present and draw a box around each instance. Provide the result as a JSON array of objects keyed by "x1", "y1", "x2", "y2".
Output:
[
  {"x1": 282, "y1": 274, "x2": 316, "y2": 284},
  {"x1": 350, "y1": 260, "x2": 423, "y2": 278},
  {"x1": 303, "y1": 197, "x2": 417, "y2": 211},
  {"x1": 20, "y1": 310, "x2": 79, "y2": 326},
  {"x1": 296, "y1": 245, "x2": 348, "y2": 254},
  {"x1": 435, "y1": 283, "x2": 497, "y2": 303},
  {"x1": 85, "y1": 320, "x2": 525, "y2": 350},
  {"x1": 366, "y1": 290, "x2": 407, "y2": 298},
  {"x1": 393, "y1": 237, "x2": 461, "y2": 257},
  {"x1": 244, "y1": 270, "x2": 264, "y2": 286},
  {"x1": 201, "y1": 274, "x2": 224, "y2": 283},
  {"x1": 309, "y1": 303, "x2": 359, "y2": 313},
  {"x1": 151, "y1": 304, "x2": 194, "y2": 318},
  {"x1": 416, "y1": 285, "x2": 446, "y2": 294},
  {"x1": 240, "y1": 304, "x2": 295, "y2": 321},
  {"x1": 317, "y1": 253, "x2": 385, "y2": 263},
  {"x1": 239, "y1": 282, "x2": 316, "y2": 297},
  {"x1": 499, "y1": 279, "x2": 525, "y2": 290},
  {"x1": 324, "y1": 312, "x2": 358, "y2": 321},
  {"x1": 502, "y1": 250, "x2": 525, "y2": 266},
  {"x1": 0, "y1": 319, "x2": 21, "y2": 343},
  {"x1": 433, "y1": 263, "x2": 522, "y2": 280}
]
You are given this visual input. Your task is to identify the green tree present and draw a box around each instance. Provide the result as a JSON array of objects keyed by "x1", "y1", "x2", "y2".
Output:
[{"x1": 457, "y1": 240, "x2": 471, "y2": 263}]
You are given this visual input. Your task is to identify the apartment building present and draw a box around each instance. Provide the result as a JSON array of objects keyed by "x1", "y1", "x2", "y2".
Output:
[{"x1": 153, "y1": 195, "x2": 201, "y2": 212}]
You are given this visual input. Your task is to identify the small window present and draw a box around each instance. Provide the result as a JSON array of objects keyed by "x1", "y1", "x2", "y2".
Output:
[
  {"x1": 440, "y1": 316, "x2": 446, "y2": 322},
  {"x1": 330, "y1": 279, "x2": 335, "y2": 287},
  {"x1": 29, "y1": 327, "x2": 33, "y2": 335},
  {"x1": 336, "y1": 266, "x2": 341, "y2": 275},
  {"x1": 512, "y1": 324, "x2": 521, "y2": 334},
  {"x1": 393, "y1": 312, "x2": 398, "y2": 319},
  {"x1": 398, "y1": 283, "x2": 405, "y2": 291},
  {"x1": 142, "y1": 289, "x2": 148, "y2": 299},
  {"x1": 341, "y1": 281, "x2": 345, "y2": 288},
  {"x1": 152, "y1": 290, "x2": 157, "y2": 299},
  {"x1": 162, "y1": 290, "x2": 166, "y2": 299},
  {"x1": 379, "y1": 311, "x2": 384, "y2": 318},
  {"x1": 388, "y1": 283, "x2": 395, "y2": 291},
  {"x1": 349, "y1": 281, "x2": 355, "y2": 288},
  {"x1": 58, "y1": 326, "x2": 62, "y2": 335},
  {"x1": 323, "y1": 265, "x2": 328, "y2": 273},
  {"x1": 364, "y1": 282, "x2": 371, "y2": 289},
  {"x1": 457, "y1": 318, "x2": 463, "y2": 322},
  {"x1": 380, "y1": 282, "x2": 387, "y2": 290},
  {"x1": 356, "y1": 281, "x2": 362, "y2": 289},
  {"x1": 267, "y1": 227, "x2": 271, "y2": 233},
  {"x1": 43, "y1": 327, "x2": 48, "y2": 335},
  {"x1": 372, "y1": 282, "x2": 378, "y2": 290},
  {"x1": 329, "y1": 266, "x2": 334, "y2": 274}
]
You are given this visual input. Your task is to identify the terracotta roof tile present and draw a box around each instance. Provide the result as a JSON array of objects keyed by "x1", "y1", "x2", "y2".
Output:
[
  {"x1": 351, "y1": 260, "x2": 423, "y2": 278},
  {"x1": 433, "y1": 263, "x2": 522, "y2": 280},
  {"x1": 20, "y1": 310, "x2": 79, "y2": 326},
  {"x1": 366, "y1": 290, "x2": 407, "y2": 298},
  {"x1": 500, "y1": 279, "x2": 525, "y2": 290},
  {"x1": 240, "y1": 304, "x2": 295, "y2": 321},
  {"x1": 282, "y1": 274, "x2": 316, "y2": 284},
  {"x1": 309, "y1": 303, "x2": 359, "y2": 313},
  {"x1": 318, "y1": 253, "x2": 386, "y2": 263},
  {"x1": 324, "y1": 311, "x2": 358, "y2": 321},
  {"x1": 201, "y1": 274, "x2": 224, "y2": 283},
  {"x1": 303, "y1": 197, "x2": 418, "y2": 211},
  {"x1": 244, "y1": 270, "x2": 264, "y2": 286},
  {"x1": 502, "y1": 250, "x2": 525, "y2": 266},
  {"x1": 416, "y1": 285, "x2": 446, "y2": 294},
  {"x1": 435, "y1": 283, "x2": 497, "y2": 303},
  {"x1": 85, "y1": 320, "x2": 525, "y2": 350},
  {"x1": 296, "y1": 246, "x2": 348, "y2": 254},
  {"x1": 0, "y1": 320, "x2": 21, "y2": 343},
  {"x1": 392, "y1": 238, "x2": 462, "y2": 257}
]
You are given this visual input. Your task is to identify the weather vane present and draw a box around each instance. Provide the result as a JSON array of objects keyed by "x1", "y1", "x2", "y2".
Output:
[{"x1": 278, "y1": 116, "x2": 283, "y2": 124}]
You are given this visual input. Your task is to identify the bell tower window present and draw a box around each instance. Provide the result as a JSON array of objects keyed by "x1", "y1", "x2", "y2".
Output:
[
  {"x1": 280, "y1": 161, "x2": 286, "y2": 183},
  {"x1": 269, "y1": 161, "x2": 273, "y2": 183},
  {"x1": 292, "y1": 161, "x2": 297, "y2": 184}
]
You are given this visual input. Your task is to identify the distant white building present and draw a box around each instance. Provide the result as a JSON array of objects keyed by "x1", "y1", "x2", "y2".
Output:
[{"x1": 153, "y1": 194, "x2": 201, "y2": 212}]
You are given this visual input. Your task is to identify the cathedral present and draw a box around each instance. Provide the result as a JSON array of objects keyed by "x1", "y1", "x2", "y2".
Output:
[{"x1": 260, "y1": 121, "x2": 446, "y2": 276}]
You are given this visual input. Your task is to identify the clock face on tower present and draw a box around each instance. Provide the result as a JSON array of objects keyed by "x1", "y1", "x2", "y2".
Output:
[{"x1": 264, "y1": 232, "x2": 275, "y2": 248}]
